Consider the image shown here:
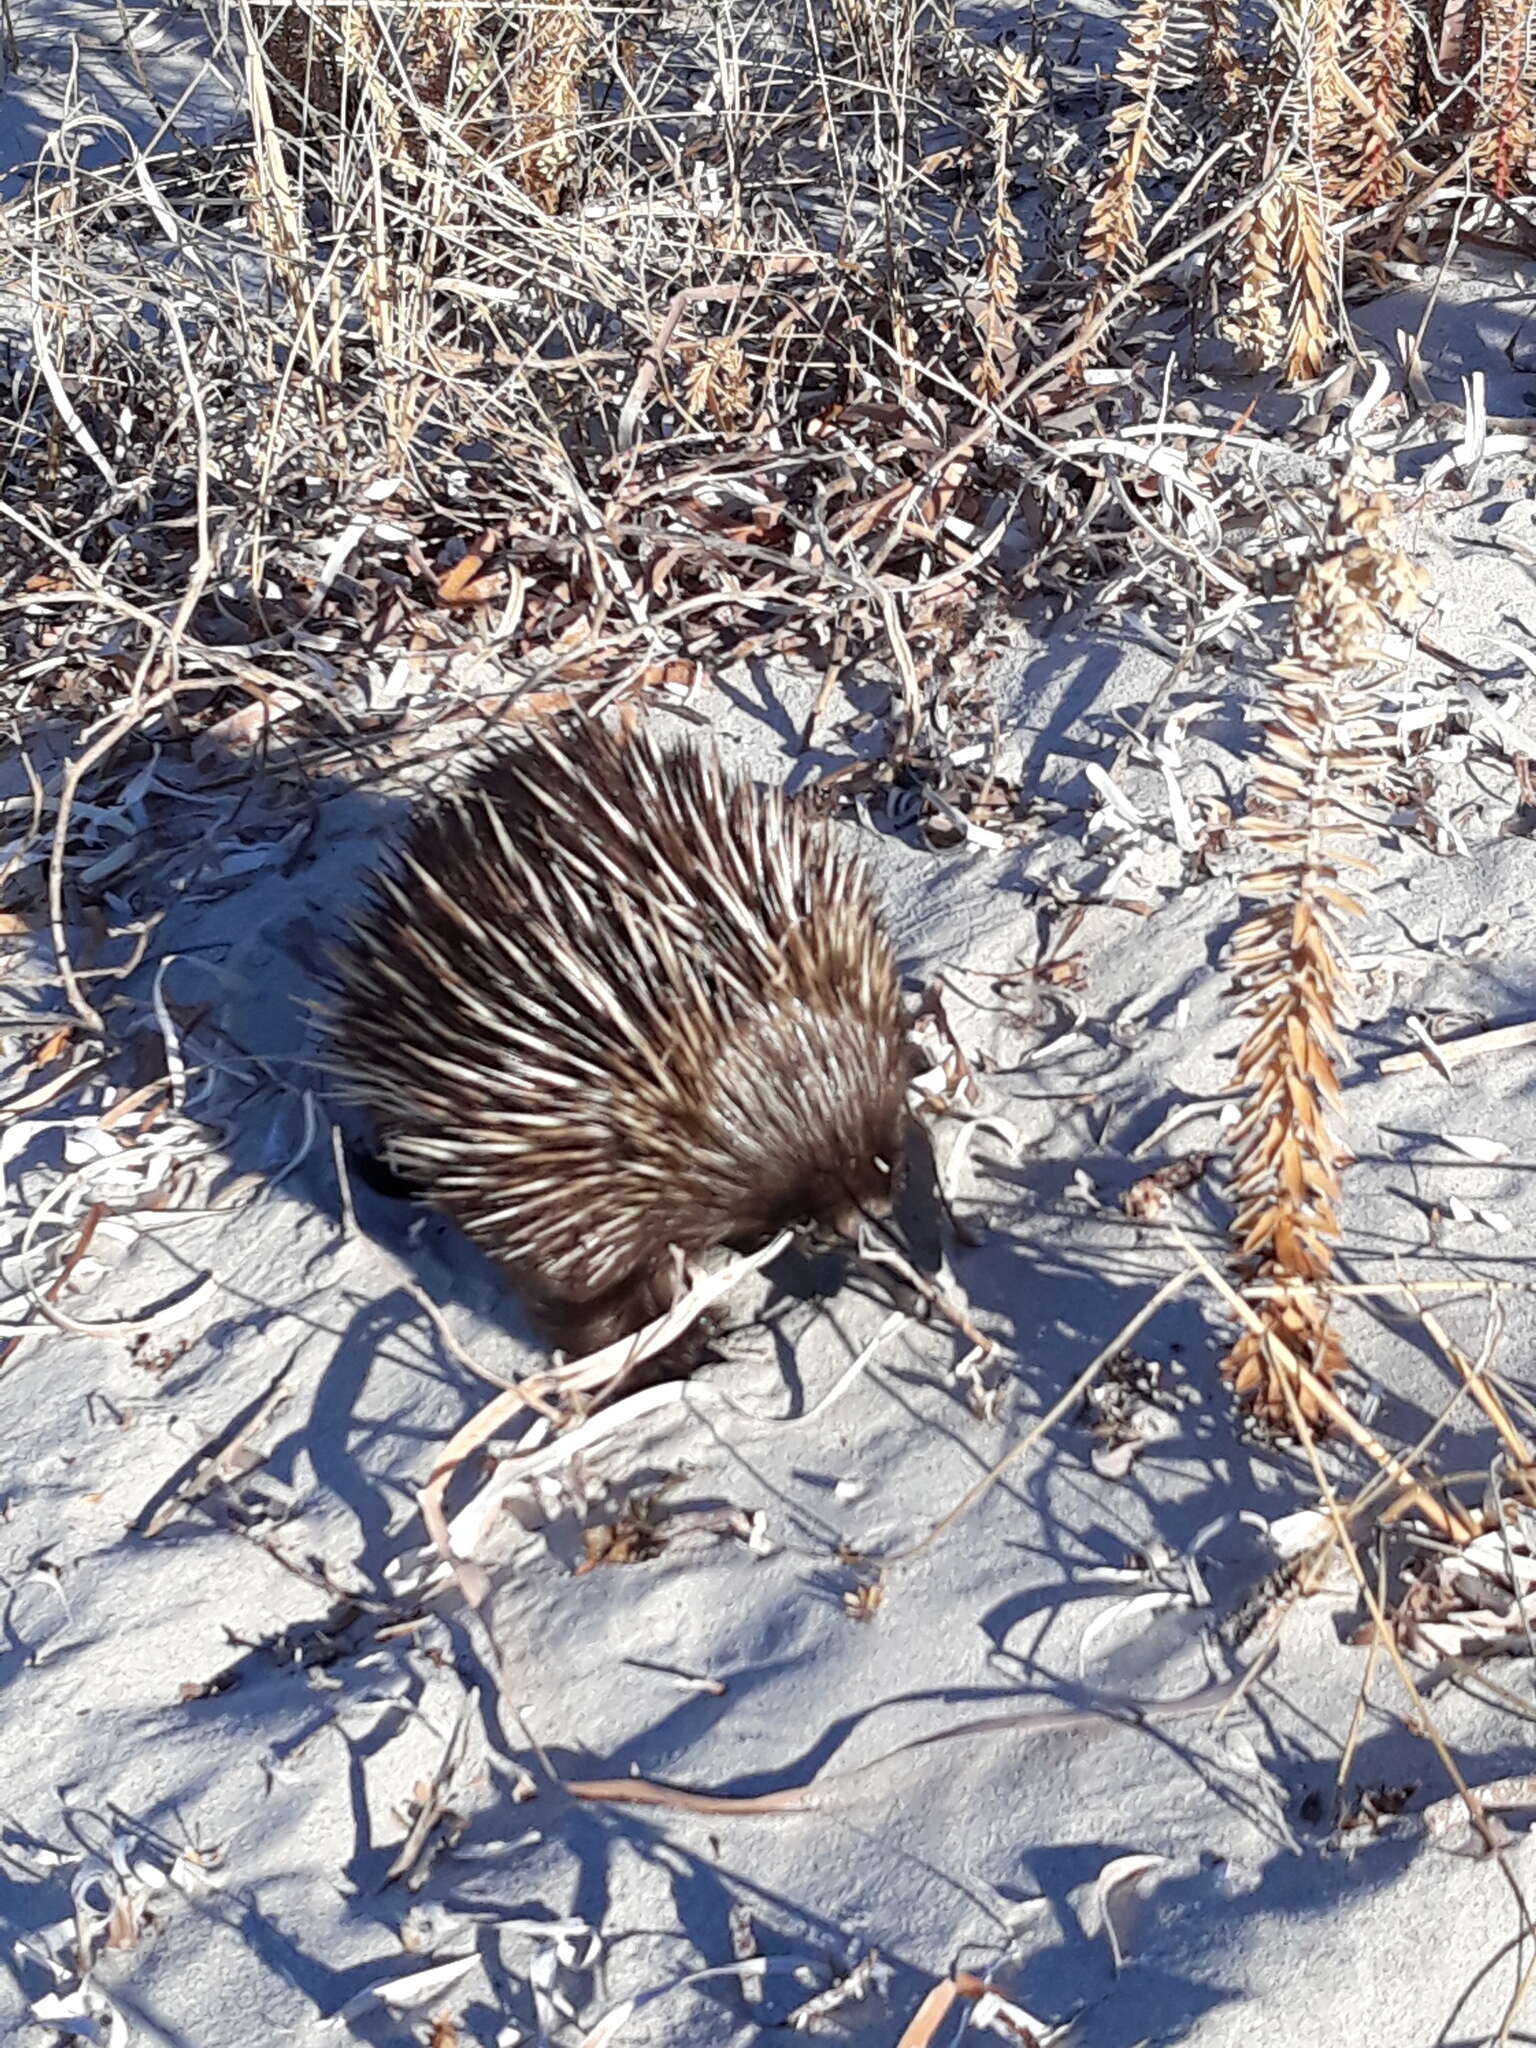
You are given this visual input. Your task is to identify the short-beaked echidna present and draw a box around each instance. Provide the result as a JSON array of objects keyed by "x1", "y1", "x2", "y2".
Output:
[{"x1": 327, "y1": 714, "x2": 911, "y2": 1360}]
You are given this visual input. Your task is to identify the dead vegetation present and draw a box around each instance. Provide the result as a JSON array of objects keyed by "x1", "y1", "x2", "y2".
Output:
[
  {"x1": 1223, "y1": 465, "x2": 1426, "y2": 1428},
  {"x1": 3, "y1": 0, "x2": 1532, "y2": 734}
]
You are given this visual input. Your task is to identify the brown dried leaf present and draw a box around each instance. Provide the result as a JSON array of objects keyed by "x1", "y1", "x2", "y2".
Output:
[{"x1": 436, "y1": 534, "x2": 505, "y2": 608}]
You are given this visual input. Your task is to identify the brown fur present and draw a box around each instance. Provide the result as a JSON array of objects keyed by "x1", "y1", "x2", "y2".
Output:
[{"x1": 328, "y1": 714, "x2": 910, "y2": 1360}]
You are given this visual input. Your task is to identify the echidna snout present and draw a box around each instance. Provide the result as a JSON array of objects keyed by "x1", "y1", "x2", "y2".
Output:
[{"x1": 327, "y1": 713, "x2": 912, "y2": 1364}]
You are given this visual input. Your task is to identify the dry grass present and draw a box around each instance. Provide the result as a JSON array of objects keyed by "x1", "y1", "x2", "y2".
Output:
[
  {"x1": 1077, "y1": 0, "x2": 1196, "y2": 361},
  {"x1": 3, "y1": 0, "x2": 1532, "y2": 738}
]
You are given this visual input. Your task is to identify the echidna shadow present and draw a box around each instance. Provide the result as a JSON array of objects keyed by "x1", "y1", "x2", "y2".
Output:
[{"x1": 317, "y1": 710, "x2": 942, "y2": 1373}]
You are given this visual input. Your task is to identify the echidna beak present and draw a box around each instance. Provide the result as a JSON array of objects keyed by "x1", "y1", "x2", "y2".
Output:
[{"x1": 856, "y1": 1121, "x2": 944, "y2": 1278}]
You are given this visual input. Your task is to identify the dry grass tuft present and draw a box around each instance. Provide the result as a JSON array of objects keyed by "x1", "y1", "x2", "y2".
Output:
[
  {"x1": 1085, "y1": 0, "x2": 1536, "y2": 381},
  {"x1": 260, "y1": 0, "x2": 598, "y2": 206},
  {"x1": 6, "y1": 0, "x2": 1535, "y2": 740}
]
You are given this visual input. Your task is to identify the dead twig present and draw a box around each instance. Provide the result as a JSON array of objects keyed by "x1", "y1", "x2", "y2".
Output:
[
  {"x1": 565, "y1": 1646, "x2": 1274, "y2": 1815},
  {"x1": 1380, "y1": 1019, "x2": 1536, "y2": 1074}
]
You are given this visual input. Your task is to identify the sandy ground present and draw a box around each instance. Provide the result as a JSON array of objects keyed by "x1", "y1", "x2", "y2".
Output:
[
  {"x1": 0, "y1": 4, "x2": 233, "y2": 202},
  {"x1": 6, "y1": 8, "x2": 1536, "y2": 2048}
]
